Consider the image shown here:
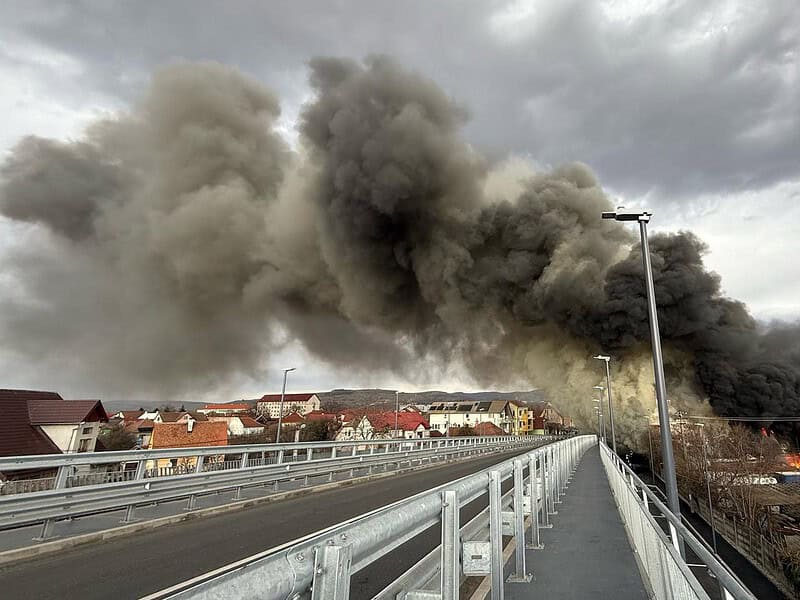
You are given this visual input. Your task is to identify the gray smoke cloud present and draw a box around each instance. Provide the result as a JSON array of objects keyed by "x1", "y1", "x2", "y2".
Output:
[{"x1": 1, "y1": 56, "x2": 796, "y2": 442}]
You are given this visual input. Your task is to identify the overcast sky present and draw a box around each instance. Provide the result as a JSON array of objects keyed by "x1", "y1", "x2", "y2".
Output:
[{"x1": 0, "y1": 0, "x2": 798, "y2": 398}]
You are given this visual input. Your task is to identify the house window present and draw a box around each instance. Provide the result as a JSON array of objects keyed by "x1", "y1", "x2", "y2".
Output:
[
  {"x1": 78, "y1": 438, "x2": 91, "y2": 452},
  {"x1": 82, "y1": 426, "x2": 93, "y2": 435}
]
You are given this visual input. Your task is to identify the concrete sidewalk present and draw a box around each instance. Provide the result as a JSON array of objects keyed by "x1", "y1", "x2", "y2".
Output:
[{"x1": 506, "y1": 447, "x2": 648, "y2": 599}]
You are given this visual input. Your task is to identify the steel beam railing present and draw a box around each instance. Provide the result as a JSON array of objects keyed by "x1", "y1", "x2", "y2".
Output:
[
  {"x1": 0, "y1": 435, "x2": 555, "y2": 540},
  {"x1": 142, "y1": 435, "x2": 595, "y2": 600},
  {"x1": 599, "y1": 443, "x2": 756, "y2": 600}
]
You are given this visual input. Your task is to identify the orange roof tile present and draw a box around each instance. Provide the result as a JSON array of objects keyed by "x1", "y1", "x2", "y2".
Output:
[{"x1": 150, "y1": 422, "x2": 228, "y2": 449}]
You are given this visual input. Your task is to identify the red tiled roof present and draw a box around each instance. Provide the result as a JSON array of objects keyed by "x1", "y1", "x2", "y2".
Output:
[
  {"x1": 115, "y1": 410, "x2": 144, "y2": 421},
  {"x1": 202, "y1": 403, "x2": 251, "y2": 410},
  {"x1": 28, "y1": 399, "x2": 107, "y2": 424},
  {"x1": 259, "y1": 393, "x2": 316, "y2": 403},
  {"x1": 0, "y1": 390, "x2": 63, "y2": 457},
  {"x1": 158, "y1": 412, "x2": 184, "y2": 422},
  {"x1": 150, "y1": 422, "x2": 228, "y2": 449},
  {"x1": 305, "y1": 410, "x2": 337, "y2": 422},
  {"x1": 124, "y1": 419, "x2": 155, "y2": 433},
  {"x1": 281, "y1": 412, "x2": 305, "y2": 424},
  {"x1": 239, "y1": 416, "x2": 265, "y2": 428},
  {"x1": 474, "y1": 422, "x2": 505, "y2": 436},
  {"x1": 365, "y1": 412, "x2": 430, "y2": 431}
]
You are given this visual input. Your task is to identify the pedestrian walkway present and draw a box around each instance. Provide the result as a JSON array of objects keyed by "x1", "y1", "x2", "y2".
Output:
[{"x1": 506, "y1": 446, "x2": 648, "y2": 599}]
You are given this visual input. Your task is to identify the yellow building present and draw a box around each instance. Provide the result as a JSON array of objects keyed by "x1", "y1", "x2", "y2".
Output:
[{"x1": 508, "y1": 401, "x2": 529, "y2": 436}]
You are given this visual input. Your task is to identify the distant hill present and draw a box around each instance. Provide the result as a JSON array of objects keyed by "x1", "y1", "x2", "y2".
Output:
[
  {"x1": 317, "y1": 388, "x2": 548, "y2": 410},
  {"x1": 102, "y1": 399, "x2": 207, "y2": 413},
  {"x1": 102, "y1": 389, "x2": 548, "y2": 413}
]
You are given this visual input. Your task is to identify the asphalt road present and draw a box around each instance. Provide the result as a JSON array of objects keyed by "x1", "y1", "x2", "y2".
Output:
[{"x1": 0, "y1": 447, "x2": 533, "y2": 600}]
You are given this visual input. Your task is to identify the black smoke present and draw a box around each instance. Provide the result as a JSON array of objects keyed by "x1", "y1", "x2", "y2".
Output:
[{"x1": 0, "y1": 56, "x2": 797, "y2": 427}]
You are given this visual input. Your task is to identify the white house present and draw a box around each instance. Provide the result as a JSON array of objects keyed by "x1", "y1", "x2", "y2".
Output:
[
  {"x1": 197, "y1": 403, "x2": 252, "y2": 416},
  {"x1": 2, "y1": 390, "x2": 108, "y2": 454},
  {"x1": 335, "y1": 415, "x2": 373, "y2": 441},
  {"x1": 209, "y1": 415, "x2": 267, "y2": 436},
  {"x1": 257, "y1": 393, "x2": 321, "y2": 419},
  {"x1": 427, "y1": 401, "x2": 513, "y2": 435}
]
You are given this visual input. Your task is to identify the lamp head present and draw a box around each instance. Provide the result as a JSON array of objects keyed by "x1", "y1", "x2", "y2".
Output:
[
  {"x1": 593, "y1": 354, "x2": 611, "y2": 361},
  {"x1": 283, "y1": 367, "x2": 296, "y2": 373},
  {"x1": 601, "y1": 210, "x2": 651, "y2": 222}
]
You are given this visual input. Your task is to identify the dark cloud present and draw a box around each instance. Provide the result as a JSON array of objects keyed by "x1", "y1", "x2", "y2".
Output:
[{"x1": 2, "y1": 1, "x2": 797, "y2": 200}]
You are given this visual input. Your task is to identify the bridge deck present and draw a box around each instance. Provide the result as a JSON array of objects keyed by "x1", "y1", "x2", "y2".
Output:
[{"x1": 506, "y1": 447, "x2": 648, "y2": 599}]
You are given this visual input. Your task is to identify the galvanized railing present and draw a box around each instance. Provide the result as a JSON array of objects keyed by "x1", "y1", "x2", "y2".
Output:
[
  {"x1": 599, "y1": 443, "x2": 756, "y2": 600},
  {"x1": 142, "y1": 435, "x2": 595, "y2": 600},
  {"x1": 0, "y1": 435, "x2": 554, "y2": 540}
]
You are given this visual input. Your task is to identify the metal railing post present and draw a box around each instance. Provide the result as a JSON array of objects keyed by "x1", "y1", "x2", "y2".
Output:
[
  {"x1": 311, "y1": 544, "x2": 352, "y2": 599},
  {"x1": 542, "y1": 449, "x2": 554, "y2": 524},
  {"x1": 508, "y1": 459, "x2": 532, "y2": 582},
  {"x1": 528, "y1": 452, "x2": 544, "y2": 547},
  {"x1": 121, "y1": 459, "x2": 147, "y2": 523},
  {"x1": 34, "y1": 464, "x2": 71, "y2": 540},
  {"x1": 488, "y1": 470, "x2": 504, "y2": 600},
  {"x1": 440, "y1": 489, "x2": 460, "y2": 600}
]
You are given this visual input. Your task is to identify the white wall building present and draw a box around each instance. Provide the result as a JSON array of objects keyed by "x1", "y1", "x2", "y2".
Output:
[
  {"x1": 427, "y1": 401, "x2": 513, "y2": 435},
  {"x1": 257, "y1": 393, "x2": 321, "y2": 419}
]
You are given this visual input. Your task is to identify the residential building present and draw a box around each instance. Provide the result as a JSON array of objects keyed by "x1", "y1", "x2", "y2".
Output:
[
  {"x1": 370, "y1": 412, "x2": 430, "y2": 439},
  {"x1": 335, "y1": 414, "x2": 373, "y2": 441},
  {"x1": 305, "y1": 410, "x2": 338, "y2": 422},
  {"x1": 110, "y1": 410, "x2": 144, "y2": 422},
  {"x1": 529, "y1": 401, "x2": 566, "y2": 434},
  {"x1": 280, "y1": 412, "x2": 306, "y2": 427},
  {"x1": 154, "y1": 410, "x2": 208, "y2": 424},
  {"x1": 508, "y1": 401, "x2": 529, "y2": 436},
  {"x1": 334, "y1": 412, "x2": 430, "y2": 440},
  {"x1": 147, "y1": 421, "x2": 228, "y2": 470},
  {"x1": 0, "y1": 390, "x2": 109, "y2": 459},
  {"x1": 256, "y1": 393, "x2": 321, "y2": 419},
  {"x1": 197, "y1": 403, "x2": 252, "y2": 416},
  {"x1": 207, "y1": 415, "x2": 267, "y2": 436},
  {"x1": 427, "y1": 401, "x2": 514, "y2": 435},
  {"x1": 124, "y1": 419, "x2": 155, "y2": 449},
  {"x1": 474, "y1": 422, "x2": 506, "y2": 436}
]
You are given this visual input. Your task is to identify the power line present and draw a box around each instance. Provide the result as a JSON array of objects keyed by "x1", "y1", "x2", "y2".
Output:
[{"x1": 683, "y1": 415, "x2": 800, "y2": 422}]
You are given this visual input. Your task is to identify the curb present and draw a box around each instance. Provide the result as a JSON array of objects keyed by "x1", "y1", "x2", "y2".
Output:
[{"x1": 0, "y1": 446, "x2": 531, "y2": 568}]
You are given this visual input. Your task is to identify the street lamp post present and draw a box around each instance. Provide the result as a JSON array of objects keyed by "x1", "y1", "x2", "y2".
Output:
[
  {"x1": 602, "y1": 209, "x2": 683, "y2": 548},
  {"x1": 593, "y1": 356, "x2": 617, "y2": 455},
  {"x1": 594, "y1": 407, "x2": 602, "y2": 440},
  {"x1": 593, "y1": 399, "x2": 605, "y2": 442},
  {"x1": 395, "y1": 390, "x2": 400, "y2": 439},
  {"x1": 275, "y1": 367, "x2": 296, "y2": 444}
]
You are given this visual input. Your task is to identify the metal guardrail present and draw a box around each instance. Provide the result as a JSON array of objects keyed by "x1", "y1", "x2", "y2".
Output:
[
  {"x1": 0, "y1": 435, "x2": 555, "y2": 540},
  {"x1": 599, "y1": 442, "x2": 756, "y2": 600},
  {"x1": 142, "y1": 435, "x2": 595, "y2": 600}
]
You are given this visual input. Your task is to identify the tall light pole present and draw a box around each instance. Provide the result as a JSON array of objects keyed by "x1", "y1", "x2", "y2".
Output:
[
  {"x1": 594, "y1": 407, "x2": 602, "y2": 440},
  {"x1": 593, "y1": 385, "x2": 610, "y2": 450},
  {"x1": 593, "y1": 356, "x2": 617, "y2": 455},
  {"x1": 593, "y1": 399, "x2": 605, "y2": 442},
  {"x1": 602, "y1": 209, "x2": 683, "y2": 539},
  {"x1": 275, "y1": 367, "x2": 296, "y2": 444},
  {"x1": 395, "y1": 390, "x2": 400, "y2": 439}
]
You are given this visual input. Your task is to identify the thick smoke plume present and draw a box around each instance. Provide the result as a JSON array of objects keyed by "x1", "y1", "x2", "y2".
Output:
[{"x1": 1, "y1": 57, "x2": 797, "y2": 443}]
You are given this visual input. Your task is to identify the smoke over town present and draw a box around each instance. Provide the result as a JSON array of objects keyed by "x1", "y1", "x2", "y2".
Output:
[{"x1": 1, "y1": 57, "x2": 797, "y2": 443}]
